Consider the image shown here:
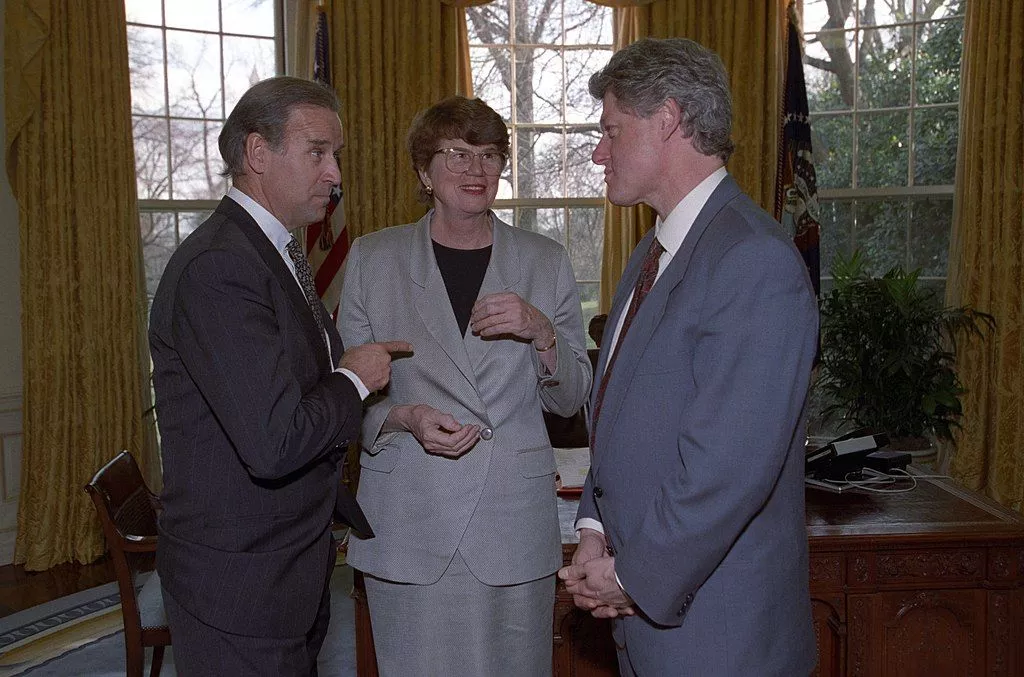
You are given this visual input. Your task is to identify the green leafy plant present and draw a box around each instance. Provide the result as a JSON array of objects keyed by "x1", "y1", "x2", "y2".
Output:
[{"x1": 817, "y1": 251, "x2": 995, "y2": 446}]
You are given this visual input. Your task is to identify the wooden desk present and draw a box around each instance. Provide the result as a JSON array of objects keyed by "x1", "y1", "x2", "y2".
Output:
[{"x1": 352, "y1": 472, "x2": 1024, "y2": 676}]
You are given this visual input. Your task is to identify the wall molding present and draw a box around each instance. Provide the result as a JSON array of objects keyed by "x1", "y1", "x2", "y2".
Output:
[{"x1": 0, "y1": 389, "x2": 23, "y2": 414}]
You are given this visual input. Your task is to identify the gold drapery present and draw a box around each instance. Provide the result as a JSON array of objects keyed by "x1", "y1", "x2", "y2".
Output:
[
  {"x1": 335, "y1": 1, "x2": 470, "y2": 239},
  {"x1": 947, "y1": 1, "x2": 1024, "y2": 512},
  {"x1": 6, "y1": 0, "x2": 145, "y2": 569},
  {"x1": 597, "y1": 0, "x2": 786, "y2": 312}
]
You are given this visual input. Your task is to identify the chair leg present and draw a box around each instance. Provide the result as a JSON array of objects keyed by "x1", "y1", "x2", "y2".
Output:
[
  {"x1": 126, "y1": 641, "x2": 143, "y2": 677},
  {"x1": 150, "y1": 645, "x2": 165, "y2": 677}
]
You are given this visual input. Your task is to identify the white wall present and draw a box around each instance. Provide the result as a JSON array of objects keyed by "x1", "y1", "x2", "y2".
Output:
[{"x1": 0, "y1": 0, "x2": 26, "y2": 565}]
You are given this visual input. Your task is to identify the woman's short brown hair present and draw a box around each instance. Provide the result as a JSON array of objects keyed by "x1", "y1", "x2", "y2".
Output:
[{"x1": 407, "y1": 96, "x2": 509, "y2": 202}]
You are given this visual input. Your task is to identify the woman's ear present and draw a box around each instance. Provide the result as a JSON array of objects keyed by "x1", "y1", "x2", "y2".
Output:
[{"x1": 417, "y1": 167, "x2": 431, "y2": 192}]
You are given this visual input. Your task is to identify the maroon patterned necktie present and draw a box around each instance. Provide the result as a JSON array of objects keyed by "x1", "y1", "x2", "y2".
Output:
[{"x1": 590, "y1": 235, "x2": 665, "y2": 449}]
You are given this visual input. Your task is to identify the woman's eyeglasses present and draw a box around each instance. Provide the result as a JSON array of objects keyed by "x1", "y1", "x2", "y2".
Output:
[{"x1": 434, "y1": 148, "x2": 506, "y2": 176}]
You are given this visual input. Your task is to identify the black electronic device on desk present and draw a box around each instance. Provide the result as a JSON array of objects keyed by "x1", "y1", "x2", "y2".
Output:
[{"x1": 805, "y1": 429, "x2": 890, "y2": 481}]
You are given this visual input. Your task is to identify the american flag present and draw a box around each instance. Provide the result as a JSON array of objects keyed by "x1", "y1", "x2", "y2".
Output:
[
  {"x1": 306, "y1": 6, "x2": 348, "y2": 318},
  {"x1": 774, "y1": 8, "x2": 821, "y2": 298}
]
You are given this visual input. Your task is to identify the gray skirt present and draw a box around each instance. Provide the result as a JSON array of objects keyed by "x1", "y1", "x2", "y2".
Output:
[{"x1": 363, "y1": 550, "x2": 555, "y2": 677}]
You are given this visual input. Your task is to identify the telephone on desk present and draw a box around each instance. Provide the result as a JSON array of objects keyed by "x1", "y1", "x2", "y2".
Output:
[{"x1": 805, "y1": 428, "x2": 908, "y2": 481}]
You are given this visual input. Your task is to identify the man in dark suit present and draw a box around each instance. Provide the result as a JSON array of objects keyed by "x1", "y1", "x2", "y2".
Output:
[
  {"x1": 149, "y1": 76, "x2": 410, "y2": 676},
  {"x1": 558, "y1": 39, "x2": 819, "y2": 675}
]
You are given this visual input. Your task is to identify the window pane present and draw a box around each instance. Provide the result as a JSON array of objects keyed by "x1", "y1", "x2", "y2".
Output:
[
  {"x1": 578, "y1": 281, "x2": 600, "y2": 344},
  {"x1": 466, "y1": 3, "x2": 510, "y2": 44},
  {"x1": 914, "y1": 106, "x2": 958, "y2": 186},
  {"x1": 126, "y1": 0, "x2": 162, "y2": 25},
  {"x1": 169, "y1": 120, "x2": 227, "y2": 200},
  {"x1": 565, "y1": 48, "x2": 607, "y2": 123},
  {"x1": 568, "y1": 207, "x2": 603, "y2": 281},
  {"x1": 141, "y1": 212, "x2": 176, "y2": 299},
  {"x1": 128, "y1": 26, "x2": 166, "y2": 115},
  {"x1": 519, "y1": 47, "x2": 562, "y2": 124},
  {"x1": 857, "y1": 26, "x2": 912, "y2": 109},
  {"x1": 915, "y1": 18, "x2": 963, "y2": 105},
  {"x1": 854, "y1": 199, "x2": 909, "y2": 275},
  {"x1": 909, "y1": 197, "x2": 952, "y2": 277},
  {"x1": 802, "y1": 0, "x2": 855, "y2": 31},
  {"x1": 165, "y1": 0, "x2": 218, "y2": 31},
  {"x1": 222, "y1": 0, "x2": 275, "y2": 38},
  {"x1": 857, "y1": 111, "x2": 909, "y2": 188},
  {"x1": 178, "y1": 211, "x2": 209, "y2": 242},
  {"x1": 805, "y1": 30, "x2": 855, "y2": 111},
  {"x1": 516, "y1": 208, "x2": 565, "y2": 244},
  {"x1": 166, "y1": 30, "x2": 222, "y2": 119},
  {"x1": 563, "y1": 1, "x2": 612, "y2": 44},
  {"x1": 223, "y1": 36, "x2": 277, "y2": 113},
  {"x1": 520, "y1": 0, "x2": 561, "y2": 45},
  {"x1": 133, "y1": 116, "x2": 170, "y2": 199},
  {"x1": 517, "y1": 129, "x2": 564, "y2": 198},
  {"x1": 916, "y1": 0, "x2": 964, "y2": 21},
  {"x1": 812, "y1": 114, "x2": 853, "y2": 189},
  {"x1": 492, "y1": 208, "x2": 514, "y2": 225},
  {"x1": 818, "y1": 200, "x2": 853, "y2": 277},
  {"x1": 470, "y1": 47, "x2": 512, "y2": 121},
  {"x1": 565, "y1": 129, "x2": 602, "y2": 198},
  {"x1": 858, "y1": 0, "x2": 907, "y2": 26}
]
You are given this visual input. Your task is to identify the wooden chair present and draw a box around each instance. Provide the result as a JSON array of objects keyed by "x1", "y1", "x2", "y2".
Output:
[{"x1": 85, "y1": 451, "x2": 171, "y2": 677}]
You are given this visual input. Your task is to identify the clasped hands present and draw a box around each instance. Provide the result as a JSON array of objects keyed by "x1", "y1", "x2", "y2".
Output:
[
  {"x1": 469, "y1": 291, "x2": 553, "y2": 347},
  {"x1": 558, "y1": 528, "x2": 636, "y2": 619}
]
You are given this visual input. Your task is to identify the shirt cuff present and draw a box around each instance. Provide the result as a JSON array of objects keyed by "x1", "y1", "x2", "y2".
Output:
[
  {"x1": 574, "y1": 517, "x2": 604, "y2": 537},
  {"x1": 336, "y1": 367, "x2": 370, "y2": 401}
]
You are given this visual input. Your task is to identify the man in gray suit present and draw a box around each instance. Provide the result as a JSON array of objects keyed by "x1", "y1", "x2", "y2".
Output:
[
  {"x1": 149, "y1": 77, "x2": 409, "y2": 676},
  {"x1": 558, "y1": 39, "x2": 819, "y2": 675}
]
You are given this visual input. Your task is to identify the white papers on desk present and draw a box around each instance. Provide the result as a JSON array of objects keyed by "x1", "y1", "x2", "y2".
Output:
[{"x1": 554, "y1": 447, "x2": 590, "y2": 489}]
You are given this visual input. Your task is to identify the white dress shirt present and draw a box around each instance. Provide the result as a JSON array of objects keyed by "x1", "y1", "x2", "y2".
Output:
[{"x1": 227, "y1": 187, "x2": 369, "y2": 400}]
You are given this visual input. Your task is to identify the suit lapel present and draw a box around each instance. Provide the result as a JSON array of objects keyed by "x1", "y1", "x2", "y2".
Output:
[
  {"x1": 227, "y1": 198, "x2": 333, "y2": 374},
  {"x1": 594, "y1": 177, "x2": 743, "y2": 449},
  {"x1": 465, "y1": 214, "x2": 520, "y2": 372},
  {"x1": 410, "y1": 212, "x2": 479, "y2": 389}
]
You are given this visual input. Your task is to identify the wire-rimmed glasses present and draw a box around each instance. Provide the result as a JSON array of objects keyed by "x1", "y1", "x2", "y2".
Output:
[{"x1": 433, "y1": 148, "x2": 506, "y2": 176}]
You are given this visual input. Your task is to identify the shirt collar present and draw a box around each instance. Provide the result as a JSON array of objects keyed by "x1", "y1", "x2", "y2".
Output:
[
  {"x1": 227, "y1": 186, "x2": 293, "y2": 256},
  {"x1": 655, "y1": 167, "x2": 729, "y2": 257}
]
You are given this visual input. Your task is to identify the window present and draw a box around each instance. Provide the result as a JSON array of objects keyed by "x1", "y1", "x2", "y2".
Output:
[
  {"x1": 466, "y1": 0, "x2": 613, "y2": 332},
  {"x1": 126, "y1": 0, "x2": 281, "y2": 302},
  {"x1": 800, "y1": 0, "x2": 965, "y2": 296}
]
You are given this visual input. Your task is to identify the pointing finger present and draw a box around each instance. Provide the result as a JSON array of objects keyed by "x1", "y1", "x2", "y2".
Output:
[{"x1": 378, "y1": 340, "x2": 413, "y2": 354}]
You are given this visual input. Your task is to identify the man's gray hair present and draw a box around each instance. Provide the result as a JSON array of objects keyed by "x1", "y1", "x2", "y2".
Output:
[
  {"x1": 589, "y1": 38, "x2": 735, "y2": 162},
  {"x1": 218, "y1": 76, "x2": 340, "y2": 179}
]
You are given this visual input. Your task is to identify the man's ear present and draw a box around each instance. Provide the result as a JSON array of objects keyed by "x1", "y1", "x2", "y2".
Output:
[
  {"x1": 658, "y1": 99, "x2": 683, "y2": 142},
  {"x1": 245, "y1": 132, "x2": 269, "y2": 175}
]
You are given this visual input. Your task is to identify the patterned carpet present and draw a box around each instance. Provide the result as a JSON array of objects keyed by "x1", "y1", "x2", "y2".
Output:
[
  {"x1": 0, "y1": 567, "x2": 357, "y2": 676},
  {"x1": 0, "y1": 579, "x2": 128, "y2": 676}
]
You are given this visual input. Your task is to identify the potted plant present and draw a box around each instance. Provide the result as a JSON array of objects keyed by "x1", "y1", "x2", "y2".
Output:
[{"x1": 816, "y1": 250, "x2": 995, "y2": 452}]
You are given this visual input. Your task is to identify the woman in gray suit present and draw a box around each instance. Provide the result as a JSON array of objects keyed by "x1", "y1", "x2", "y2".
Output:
[{"x1": 339, "y1": 96, "x2": 592, "y2": 676}]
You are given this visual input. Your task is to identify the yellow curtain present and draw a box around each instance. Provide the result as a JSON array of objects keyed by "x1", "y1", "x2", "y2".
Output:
[
  {"x1": 284, "y1": 0, "x2": 319, "y2": 78},
  {"x1": 5, "y1": 0, "x2": 145, "y2": 569},
  {"x1": 335, "y1": 1, "x2": 471, "y2": 239},
  {"x1": 947, "y1": 1, "x2": 1024, "y2": 513},
  {"x1": 598, "y1": 0, "x2": 786, "y2": 312}
]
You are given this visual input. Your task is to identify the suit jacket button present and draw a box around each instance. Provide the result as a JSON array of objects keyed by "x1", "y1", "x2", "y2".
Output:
[
  {"x1": 594, "y1": 486, "x2": 604, "y2": 498},
  {"x1": 480, "y1": 427, "x2": 493, "y2": 441}
]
